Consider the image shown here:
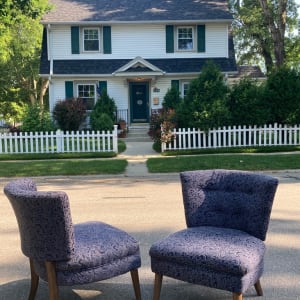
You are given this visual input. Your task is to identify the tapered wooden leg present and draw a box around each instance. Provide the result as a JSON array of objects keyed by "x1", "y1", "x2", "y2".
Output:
[
  {"x1": 152, "y1": 273, "x2": 163, "y2": 300},
  {"x1": 45, "y1": 261, "x2": 59, "y2": 300},
  {"x1": 233, "y1": 292, "x2": 242, "y2": 300},
  {"x1": 130, "y1": 269, "x2": 142, "y2": 300},
  {"x1": 28, "y1": 258, "x2": 39, "y2": 300},
  {"x1": 254, "y1": 280, "x2": 263, "y2": 296}
]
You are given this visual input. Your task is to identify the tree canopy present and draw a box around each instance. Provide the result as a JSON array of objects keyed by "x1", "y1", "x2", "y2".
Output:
[
  {"x1": 229, "y1": 0, "x2": 300, "y2": 72},
  {"x1": 0, "y1": 0, "x2": 50, "y2": 107}
]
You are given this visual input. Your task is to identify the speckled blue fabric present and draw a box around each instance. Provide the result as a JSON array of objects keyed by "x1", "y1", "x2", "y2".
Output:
[
  {"x1": 4, "y1": 178, "x2": 141, "y2": 286},
  {"x1": 150, "y1": 169, "x2": 278, "y2": 295},
  {"x1": 181, "y1": 169, "x2": 278, "y2": 240},
  {"x1": 4, "y1": 178, "x2": 74, "y2": 261}
]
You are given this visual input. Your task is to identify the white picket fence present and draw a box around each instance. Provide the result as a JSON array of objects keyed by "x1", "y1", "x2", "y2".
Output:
[
  {"x1": 162, "y1": 123, "x2": 300, "y2": 152},
  {"x1": 0, "y1": 125, "x2": 118, "y2": 154}
]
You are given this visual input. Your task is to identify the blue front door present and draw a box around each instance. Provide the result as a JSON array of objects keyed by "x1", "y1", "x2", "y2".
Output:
[{"x1": 130, "y1": 82, "x2": 149, "y2": 123}]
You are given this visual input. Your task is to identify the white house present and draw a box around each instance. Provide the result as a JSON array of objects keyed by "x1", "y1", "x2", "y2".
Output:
[{"x1": 40, "y1": 0, "x2": 237, "y2": 125}]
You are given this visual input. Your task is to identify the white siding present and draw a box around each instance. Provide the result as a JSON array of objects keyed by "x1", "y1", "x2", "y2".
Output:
[
  {"x1": 51, "y1": 26, "x2": 72, "y2": 59},
  {"x1": 49, "y1": 76, "x2": 199, "y2": 114},
  {"x1": 49, "y1": 23, "x2": 229, "y2": 60},
  {"x1": 206, "y1": 24, "x2": 229, "y2": 58}
]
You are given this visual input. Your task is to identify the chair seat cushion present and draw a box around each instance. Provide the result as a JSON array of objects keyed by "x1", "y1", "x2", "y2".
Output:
[
  {"x1": 57, "y1": 221, "x2": 139, "y2": 271},
  {"x1": 34, "y1": 221, "x2": 141, "y2": 285},
  {"x1": 150, "y1": 226, "x2": 265, "y2": 276}
]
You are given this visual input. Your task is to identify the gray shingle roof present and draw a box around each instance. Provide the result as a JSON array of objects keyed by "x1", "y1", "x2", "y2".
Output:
[{"x1": 42, "y1": 0, "x2": 232, "y2": 23}]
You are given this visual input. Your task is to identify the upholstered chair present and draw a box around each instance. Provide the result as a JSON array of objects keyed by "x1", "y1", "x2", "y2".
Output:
[
  {"x1": 150, "y1": 169, "x2": 278, "y2": 300},
  {"x1": 4, "y1": 178, "x2": 141, "y2": 300}
]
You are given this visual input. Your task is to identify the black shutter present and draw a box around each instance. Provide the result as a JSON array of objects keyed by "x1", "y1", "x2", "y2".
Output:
[
  {"x1": 166, "y1": 25, "x2": 174, "y2": 53},
  {"x1": 103, "y1": 26, "x2": 112, "y2": 54},
  {"x1": 171, "y1": 80, "x2": 179, "y2": 91},
  {"x1": 197, "y1": 25, "x2": 206, "y2": 53},
  {"x1": 71, "y1": 26, "x2": 80, "y2": 54},
  {"x1": 65, "y1": 81, "x2": 74, "y2": 99}
]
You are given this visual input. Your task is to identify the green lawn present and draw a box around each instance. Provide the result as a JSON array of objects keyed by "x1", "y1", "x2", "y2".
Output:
[
  {"x1": 147, "y1": 153, "x2": 300, "y2": 173},
  {"x1": 0, "y1": 159, "x2": 128, "y2": 177}
]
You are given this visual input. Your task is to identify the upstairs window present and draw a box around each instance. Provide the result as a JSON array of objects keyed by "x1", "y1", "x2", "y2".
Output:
[
  {"x1": 177, "y1": 27, "x2": 194, "y2": 51},
  {"x1": 83, "y1": 28, "x2": 100, "y2": 52},
  {"x1": 77, "y1": 84, "x2": 96, "y2": 110}
]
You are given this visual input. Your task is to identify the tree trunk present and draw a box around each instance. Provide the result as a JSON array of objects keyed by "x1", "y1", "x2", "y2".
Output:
[
  {"x1": 39, "y1": 78, "x2": 49, "y2": 106},
  {"x1": 259, "y1": 0, "x2": 287, "y2": 68}
]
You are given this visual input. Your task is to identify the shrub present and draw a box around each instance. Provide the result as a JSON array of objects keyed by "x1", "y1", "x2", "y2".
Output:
[
  {"x1": 177, "y1": 61, "x2": 230, "y2": 130},
  {"x1": 149, "y1": 109, "x2": 177, "y2": 142},
  {"x1": 91, "y1": 89, "x2": 117, "y2": 123},
  {"x1": 90, "y1": 113, "x2": 114, "y2": 131},
  {"x1": 0, "y1": 101, "x2": 26, "y2": 127},
  {"x1": 227, "y1": 78, "x2": 270, "y2": 126},
  {"x1": 53, "y1": 98, "x2": 86, "y2": 131},
  {"x1": 264, "y1": 67, "x2": 300, "y2": 124},
  {"x1": 162, "y1": 86, "x2": 182, "y2": 110},
  {"x1": 21, "y1": 103, "x2": 56, "y2": 132}
]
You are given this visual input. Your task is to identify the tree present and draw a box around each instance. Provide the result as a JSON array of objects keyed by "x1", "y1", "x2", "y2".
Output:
[
  {"x1": 227, "y1": 78, "x2": 270, "y2": 125},
  {"x1": 264, "y1": 67, "x2": 300, "y2": 124},
  {"x1": 177, "y1": 61, "x2": 230, "y2": 130},
  {"x1": 0, "y1": 0, "x2": 50, "y2": 105},
  {"x1": 229, "y1": 0, "x2": 299, "y2": 72},
  {"x1": 90, "y1": 89, "x2": 117, "y2": 127},
  {"x1": 162, "y1": 86, "x2": 182, "y2": 110}
]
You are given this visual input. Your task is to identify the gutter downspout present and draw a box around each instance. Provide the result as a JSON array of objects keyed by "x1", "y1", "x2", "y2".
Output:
[{"x1": 47, "y1": 24, "x2": 53, "y2": 81}]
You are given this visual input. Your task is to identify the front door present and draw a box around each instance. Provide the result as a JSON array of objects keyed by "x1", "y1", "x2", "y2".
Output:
[{"x1": 130, "y1": 82, "x2": 149, "y2": 123}]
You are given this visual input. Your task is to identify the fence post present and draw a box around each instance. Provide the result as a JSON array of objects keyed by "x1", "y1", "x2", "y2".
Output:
[
  {"x1": 113, "y1": 124, "x2": 118, "y2": 153},
  {"x1": 56, "y1": 130, "x2": 63, "y2": 153}
]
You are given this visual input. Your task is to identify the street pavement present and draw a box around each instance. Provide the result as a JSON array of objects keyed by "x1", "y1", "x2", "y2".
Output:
[{"x1": 0, "y1": 141, "x2": 299, "y2": 299}]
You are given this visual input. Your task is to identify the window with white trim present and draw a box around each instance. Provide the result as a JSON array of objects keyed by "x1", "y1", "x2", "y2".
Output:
[
  {"x1": 83, "y1": 28, "x2": 100, "y2": 52},
  {"x1": 182, "y1": 82, "x2": 190, "y2": 98},
  {"x1": 177, "y1": 26, "x2": 194, "y2": 51},
  {"x1": 77, "y1": 84, "x2": 96, "y2": 110}
]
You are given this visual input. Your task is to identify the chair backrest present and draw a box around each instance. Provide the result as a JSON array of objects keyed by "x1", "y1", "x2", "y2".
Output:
[
  {"x1": 4, "y1": 178, "x2": 74, "y2": 261},
  {"x1": 180, "y1": 170, "x2": 278, "y2": 240}
]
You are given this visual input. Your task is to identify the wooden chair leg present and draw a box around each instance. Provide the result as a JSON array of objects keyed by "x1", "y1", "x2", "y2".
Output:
[
  {"x1": 45, "y1": 261, "x2": 59, "y2": 300},
  {"x1": 233, "y1": 292, "x2": 242, "y2": 300},
  {"x1": 130, "y1": 269, "x2": 142, "y2": 300},
  {"x1": 254, "y1": 280, "x2": 263, "y2": 296},
  {"x1": 152, "y1": 273, "x2": 163, "y2": 300},
  {"x1": 28, "y1": 258, "x2": 39, "y2": 300}
]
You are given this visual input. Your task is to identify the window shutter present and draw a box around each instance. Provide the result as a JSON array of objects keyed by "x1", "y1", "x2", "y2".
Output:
[
  {"x1": 171, "y1": 80, "x2": 179, "y2": 91},
  {"x1": 103, "y1": 26, "x2": 112, "y2": 54},
  {"x1": 166, "y1": 25, "x2": 174, "y2": 53},
  {"x1": 65, "y1": 81, "x2": 74, "y2": 99},
  {"x1": 197, "y1": 25, "x2": 206, "y2": 53},
  {"x1": 71, "y1": 26, "x2": 80, "y2": 54},
  {"x1": 98, "y1": 81, "x2": 107, "y2": 95}
]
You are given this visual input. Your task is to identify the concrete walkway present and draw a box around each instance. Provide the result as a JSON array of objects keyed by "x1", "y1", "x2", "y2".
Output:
[{"x1": 0, "y1": 141, "x2": 300, "y2": 300}]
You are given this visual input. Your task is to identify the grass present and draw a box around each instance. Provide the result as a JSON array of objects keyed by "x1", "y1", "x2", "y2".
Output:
[
  {"x1": 147, "y1": 153, "x2": 300, "y2": 173},
  {"x1": 0, "y1": 159, "x2": 128, "y2": 177},
  {"x1": 0, "y1": 140, "x2": 127, "y2": 177},
  {"x1": 160, "y1": 145, "x2": 300, "y2": 156}
]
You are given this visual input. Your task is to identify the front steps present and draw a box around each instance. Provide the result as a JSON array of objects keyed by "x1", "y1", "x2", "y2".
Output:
[{"x1": 120, "y1": 124, "x2": 152, "y2": 142}]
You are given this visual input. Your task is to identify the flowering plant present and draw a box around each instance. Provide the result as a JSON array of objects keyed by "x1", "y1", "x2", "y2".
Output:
[{"x1": 161, "y1": 120, "x2": 176, "y2": 144}]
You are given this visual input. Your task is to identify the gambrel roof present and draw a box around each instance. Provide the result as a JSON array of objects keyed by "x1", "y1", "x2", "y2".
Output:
[{"x1": 42, "y1": 0, "x2": 233, "y2": 24}]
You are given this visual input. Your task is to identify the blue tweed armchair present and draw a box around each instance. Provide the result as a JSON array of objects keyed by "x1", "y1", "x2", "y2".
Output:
[
  {"x1": 4, "y1": 178, "x2": 141, "y2": 300},
  {"x1": 150, "y1": 170, "x2": 278, "y2": 300}
]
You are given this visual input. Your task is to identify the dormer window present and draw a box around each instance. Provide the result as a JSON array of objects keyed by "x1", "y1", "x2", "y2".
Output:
[
  {"x1": 177, "y1": 27, "x2": 194, "y2": 51},
  {"x1": 83, "y1": 28, "x2": 100, "y2": 52}
]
